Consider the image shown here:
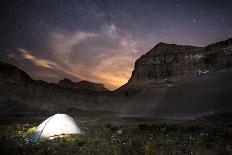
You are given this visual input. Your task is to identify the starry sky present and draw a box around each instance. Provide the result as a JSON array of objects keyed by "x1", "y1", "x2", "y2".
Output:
[{"x1": 0, "y1": 0, "x2": 232, "y2": 90}]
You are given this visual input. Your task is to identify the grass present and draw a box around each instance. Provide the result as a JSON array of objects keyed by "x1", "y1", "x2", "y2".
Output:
[{"x1": 0, "y1": 117, "x2": 232, "y2": 154}]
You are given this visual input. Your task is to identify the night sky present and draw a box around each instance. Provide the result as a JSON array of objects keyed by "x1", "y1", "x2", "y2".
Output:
[{"x1": 0, "y1": 0, "x2": 232, "y2": 90}]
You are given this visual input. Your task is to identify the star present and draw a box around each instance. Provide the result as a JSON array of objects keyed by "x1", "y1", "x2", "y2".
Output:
[
  {"x1": 175, "y1": 4, "x2": 180, "y2": 7},
  {"x1": 221, "y1": 18, "x2": 224, "y2": 22}
]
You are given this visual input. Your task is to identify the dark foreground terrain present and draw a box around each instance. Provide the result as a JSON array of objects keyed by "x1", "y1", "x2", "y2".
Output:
[{"x1": 0, "y1": 114, "x2": 232, "y2": 155}]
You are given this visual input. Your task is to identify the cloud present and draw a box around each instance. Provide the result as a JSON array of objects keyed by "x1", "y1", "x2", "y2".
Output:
[
  {"x1": 17, "y1": 24, "x2": 148, "y2": 90},
  {"x1": 88, "y1": 56, "x2": 134, "y2": 88},
  {"x1": 18, "y1": 48, "x2": 60, "y2": 69},
  {"x1": 50, "y1": 31, "x2": 98, "y2": 56},
  {"x1": 17, "y1": 48, "x2": 83, "y2": 81}
]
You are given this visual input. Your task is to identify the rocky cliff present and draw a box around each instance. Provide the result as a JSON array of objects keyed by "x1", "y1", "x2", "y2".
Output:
[
  {"x1": 119, "y1": 38, "x2": 232, "y2": 118},
  {"x1": 120, "y1": 38, "x2": 232, "y2": 90}
]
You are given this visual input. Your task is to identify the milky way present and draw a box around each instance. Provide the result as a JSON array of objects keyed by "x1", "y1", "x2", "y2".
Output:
[{"x1": 0, "y1": 0, "x2": 232, "y2": 90}]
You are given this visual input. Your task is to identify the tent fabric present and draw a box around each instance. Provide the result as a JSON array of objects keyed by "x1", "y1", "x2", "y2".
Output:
[{"x1": 29, "y1": 113, "x2": 81, "y2": 141}]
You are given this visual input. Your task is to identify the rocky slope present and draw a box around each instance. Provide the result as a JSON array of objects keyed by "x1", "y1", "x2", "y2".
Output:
[
  {"x1": 119, "y1": 38, "x2": 232, "y2": 118},
  {"x1": 120, "y1": 69, "x2": 232, "y2": 118}
]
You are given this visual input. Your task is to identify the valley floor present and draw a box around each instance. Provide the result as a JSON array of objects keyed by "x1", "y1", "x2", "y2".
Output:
[{"x1": 0, "y1": 116, "x2": 232, "y2": 154}]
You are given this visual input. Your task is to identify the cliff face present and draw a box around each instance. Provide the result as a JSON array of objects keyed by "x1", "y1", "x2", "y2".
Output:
[
  {"x1": 119, "y1": 38, "x2": 232, "y2": 118},
  {"x1": 122, "y1": 38, "x2": 232, "y2": 89}
]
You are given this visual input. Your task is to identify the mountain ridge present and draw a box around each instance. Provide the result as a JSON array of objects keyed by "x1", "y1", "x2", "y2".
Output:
[
  {"x1": 58, "y1": 78, "x2": 108, "y2": 91},
  {"x1": 119, "y1": 38, "x2": 232, "y2": 91},
  {"x1": 1, "y1": 38, "x2": 232, "y2": 119},
  {"x1": 0, "y1": 61, "x2": 108, "y2": 92}
]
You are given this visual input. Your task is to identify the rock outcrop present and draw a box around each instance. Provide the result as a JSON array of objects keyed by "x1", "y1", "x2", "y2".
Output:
[
  {"x1": 120, "y1": 38, "x2": 232, "y2": 90},
  {"x1": 119, "y1": 38, "x2": 232, "y2": 118}
]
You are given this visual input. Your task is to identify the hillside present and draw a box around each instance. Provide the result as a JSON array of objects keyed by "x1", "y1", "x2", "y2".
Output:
[
  {"x1": 0, "y1": 61, "x2": 117, "y2": 117},
  {"x1": 119, "y1": 38, "x2": 232, "y2": 118}
]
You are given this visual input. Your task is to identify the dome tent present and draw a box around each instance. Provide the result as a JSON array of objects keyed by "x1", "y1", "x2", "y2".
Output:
[{"x1": 29, "y1": 114, "x2": 82, "y2": 141}]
